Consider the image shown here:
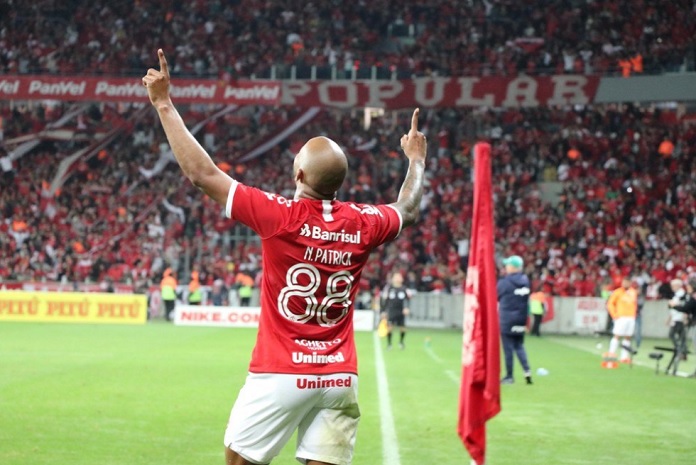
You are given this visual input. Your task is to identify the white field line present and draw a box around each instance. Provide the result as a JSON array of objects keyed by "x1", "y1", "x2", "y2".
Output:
[
  {"x1": 444, "y1": 369, "x2": 460, "y2": 385},
  {"x1": 424, "y1": 345, "x2": 460, "y2": 385},
  {"x1": 373, "y1": 332, "x2": 402, "y2": 465},
  {"x1": 424, "y1": 345, "x2": 443, "y2": 363}
]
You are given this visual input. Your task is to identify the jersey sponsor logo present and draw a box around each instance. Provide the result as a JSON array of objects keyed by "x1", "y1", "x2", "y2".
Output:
[
  {"x1": 263, "y1": 192, "x2": 295, "y2": 207},
  {"x1": 349, "y1": 203, "x2": 384, "y2": 217},
  {"x1": 294, "y1": 338, "x2": 342, "y2": 351},
  {"x1": 514, "y1": 287, "x2": 530, "y2": 296},
  {"x1": 299, "y1": 223, "x2": 361, "y2": 244},
  {"x1": 291, "y1": 351, "x2": 345, "y2": 364},
  {"x1": 296, "y1": 376, "x2": 353, "y2": 390}
]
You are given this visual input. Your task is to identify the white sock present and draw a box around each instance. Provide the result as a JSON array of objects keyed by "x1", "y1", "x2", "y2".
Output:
[
  {"x1": 620, "y1": 340, "x2": 631, "y2": 360},
  {"x1": 609, "y1": 337, "x2": 619, "y2": 355}
]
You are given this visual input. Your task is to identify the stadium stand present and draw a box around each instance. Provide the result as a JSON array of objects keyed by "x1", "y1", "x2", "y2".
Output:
[
  {"x1": 1, "y1": 0, "x2": 694, "y2": 78},
  {"x1": 2, "y1": 1, "x2": 696, "y2": 301},
  {"x1": 2, "y1": 99, "x2": 695, "y2": 298}
]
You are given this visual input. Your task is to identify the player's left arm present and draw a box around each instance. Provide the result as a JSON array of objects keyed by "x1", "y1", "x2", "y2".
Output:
[
  {"x1": 391, "y1": 109, "x2": 427, "y2": 228},
  {"x1": 142, "y1": 49, "x2": 232, "y2": 206}
]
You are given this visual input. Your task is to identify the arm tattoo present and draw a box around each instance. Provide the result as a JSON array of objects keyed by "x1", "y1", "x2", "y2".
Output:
[{"x1": 396, "y1": 160, "x2": 426, "y2": 227}]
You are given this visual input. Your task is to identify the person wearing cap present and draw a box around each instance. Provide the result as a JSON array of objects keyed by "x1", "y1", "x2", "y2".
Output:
[{"x1": 498, "y1": 255, "x2": 533, "y2": 385}]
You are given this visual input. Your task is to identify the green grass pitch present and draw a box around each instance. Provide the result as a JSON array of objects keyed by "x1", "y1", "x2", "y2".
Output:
[{"x1": 1, "y1": 322, "x2": 694, "y2": 464}]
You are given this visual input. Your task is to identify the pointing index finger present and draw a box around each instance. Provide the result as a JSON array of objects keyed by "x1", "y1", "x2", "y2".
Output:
[
  {"x1": 410, "y1": 108, "x2": 420, "y2": 134},
  {"x1": 158, "y1": 49, "x2": 169, "y2": 75}
]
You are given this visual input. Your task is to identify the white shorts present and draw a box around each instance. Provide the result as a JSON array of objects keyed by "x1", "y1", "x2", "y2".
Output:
[
  {"x1": 612, "y1": 317, "x2": 636, "y2": 337},
  {"x1": 224, "y1": 372, "x2": 360, "y2": 465}
]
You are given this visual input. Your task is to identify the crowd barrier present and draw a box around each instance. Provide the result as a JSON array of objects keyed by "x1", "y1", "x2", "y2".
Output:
[
  {"x1": 174, "y1": 304, "x2": 375, "y2": 331},
  {"x1": 407, "y1": 293, "x2": 678, "y2": 339},
  {"x1": 0, "y1": 286, "x2": 680, "y2": 338}
]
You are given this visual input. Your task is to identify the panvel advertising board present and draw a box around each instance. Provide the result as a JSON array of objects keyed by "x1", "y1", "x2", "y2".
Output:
[
  {"x1": 175, "y1": 305, "x2": 375, "y2": 331},
  {"x1": 0, "y1": 291, "x2": 147, "y2": 324}
]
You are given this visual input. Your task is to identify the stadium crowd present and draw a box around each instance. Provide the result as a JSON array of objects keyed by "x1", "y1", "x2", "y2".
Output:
[
  {"x1": 2, "y1": 99, "x2": 695, "y2": 300},
  {"x1": 1, "y1": 0, "x2": 695, "y2": 78}
]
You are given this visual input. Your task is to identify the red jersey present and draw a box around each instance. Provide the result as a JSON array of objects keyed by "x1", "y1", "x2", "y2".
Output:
[{"x1": 226, "y1": 180, "x2": 402, "y2": 375}]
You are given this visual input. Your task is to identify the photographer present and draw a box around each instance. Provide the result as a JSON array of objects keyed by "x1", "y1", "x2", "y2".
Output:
[
  {"x1": 681, "y1": 280, "x2": 696, "y2": 371},
  {"x1": 667, "y1": 279, "x2": 689, "y2": 358}
]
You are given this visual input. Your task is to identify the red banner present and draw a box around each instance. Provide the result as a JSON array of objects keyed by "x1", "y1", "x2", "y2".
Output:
[
  {"x1": 282, "y1": 75, "x2": 599, "y2": 108},
  {"x1": 0, "y1": 76, "x2": 281, "y2": 105},
  {"x1": 0, "y1": 75, "x2": 598, "y2": 108},
  {"x1": 458, "y1": 142, "x2": 501, "y2": 465}
]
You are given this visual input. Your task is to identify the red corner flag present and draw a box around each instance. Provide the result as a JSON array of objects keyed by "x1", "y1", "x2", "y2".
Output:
[{"x1": 457, "y1": 142, "x2": 501, "y2": 465}]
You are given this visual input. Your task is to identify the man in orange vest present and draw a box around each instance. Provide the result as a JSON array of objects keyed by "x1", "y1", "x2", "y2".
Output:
[
  {"x1": 235, "y1": 271, "x2": 254, "y2": 306},
  {"x1": 606, "y1": 277, "x2": 638, "y2": 363}
]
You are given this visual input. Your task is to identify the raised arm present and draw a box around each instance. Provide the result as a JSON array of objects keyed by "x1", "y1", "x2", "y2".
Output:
[
  {"x1": 391, "y1": 108, "x2": 428, "y2": 228},
  {"x1": 142, "y1": 49, "x2": 232, "y2": 206}
]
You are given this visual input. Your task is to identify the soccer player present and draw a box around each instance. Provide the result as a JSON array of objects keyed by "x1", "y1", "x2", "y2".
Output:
[
  {"x1": 143, "y1": 50, "x2": 427, "y2": 465},
  {"x1": 606, "y1": 277, "x2": 638, "y2": 363},
  {"x1": 380, "y1": 271, "x2": 411, "y2": 350}
]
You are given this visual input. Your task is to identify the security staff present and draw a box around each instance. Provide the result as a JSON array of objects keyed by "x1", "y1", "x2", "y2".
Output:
[
  {"x1": 529, "y1": 289, "x2": 546, "y2": 336},
  {"x1": 188, "y1": 270, "x2": 202, "y2": 305},
  {"x1": 161, "y1": 267, "x2": 178, "y2": 321}
]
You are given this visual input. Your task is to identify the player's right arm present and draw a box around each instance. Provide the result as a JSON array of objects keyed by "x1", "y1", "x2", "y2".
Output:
[
  {"x1": 142, "y1": 49, "x2": 232, "y2": 207},
  {"x1": 391, "y1": 108, "x2": 427, "y2": 228}
]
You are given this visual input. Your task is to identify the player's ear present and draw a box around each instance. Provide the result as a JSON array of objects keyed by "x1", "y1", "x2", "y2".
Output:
[{"x1": 295, "y1": 167, "x2": 305, "y2": 184}]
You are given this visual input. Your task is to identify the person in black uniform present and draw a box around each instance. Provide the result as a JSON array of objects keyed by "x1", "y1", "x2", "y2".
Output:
[
  {"x1": 498, "y1": 255, "x2": 532, "y2": 385},
  {"x1": 381, "y1": 271, "x2": 411, "y2": 350}
]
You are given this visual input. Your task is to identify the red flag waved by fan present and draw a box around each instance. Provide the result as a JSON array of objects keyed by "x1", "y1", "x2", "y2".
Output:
[{"x1": 457, "y1": 142, "x2": 501, "y2": 465}]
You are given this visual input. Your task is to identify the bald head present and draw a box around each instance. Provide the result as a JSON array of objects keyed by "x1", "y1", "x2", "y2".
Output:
[{"x1": 294, "y1": 136, "x2": 348, "y2": 199}]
